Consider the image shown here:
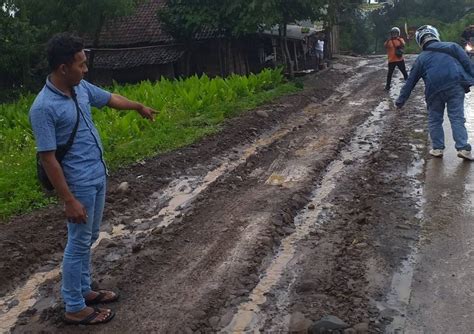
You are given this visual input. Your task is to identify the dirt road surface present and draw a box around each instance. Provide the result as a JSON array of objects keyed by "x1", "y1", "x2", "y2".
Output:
[{"x1": 1, "y1": 56, "x2": 473, "y2": 333}]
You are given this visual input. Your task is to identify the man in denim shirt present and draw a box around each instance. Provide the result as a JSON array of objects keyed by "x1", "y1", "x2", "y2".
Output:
[
  {"x1": 29, "y1": 33, "x2": 156, "y2": 325},
  {"x1": 396, "y1": 25, "x2": 474, "y2": 160}
]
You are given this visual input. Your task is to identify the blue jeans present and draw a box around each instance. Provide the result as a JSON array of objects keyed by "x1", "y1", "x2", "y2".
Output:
[
  {"x1": 427, "y1": 85, "x2": 471, "y2": 151},
  {"x1": 61, "y1": 177, "x2": 106, "y2": 313}
]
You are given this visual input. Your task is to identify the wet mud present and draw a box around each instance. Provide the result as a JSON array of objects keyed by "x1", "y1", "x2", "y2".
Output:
[{"x1": 0, "y1": 56, "x2": 438, "y2": 333}]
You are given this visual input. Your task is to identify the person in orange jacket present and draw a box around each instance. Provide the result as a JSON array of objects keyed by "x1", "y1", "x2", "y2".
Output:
[{"x1": 384, "y1": 27, "x2": 408, "y2": 91}]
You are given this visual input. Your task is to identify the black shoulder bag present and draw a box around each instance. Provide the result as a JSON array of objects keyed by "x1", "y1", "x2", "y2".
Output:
[
  {"x1": 392, "y1": 39, "x2": 404, "y2": 58},
  {"x1": 36, "y1": 90, "x2": 81, "y2": 191},
  {"x1": 425, "y1": 47, "x2": 472, "y2": 93}
]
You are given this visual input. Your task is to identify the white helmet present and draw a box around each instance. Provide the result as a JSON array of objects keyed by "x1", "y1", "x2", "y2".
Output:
[
  {"x1": 415, "y1": 25, "x2": 440, "y2": 47},
  {"x1": 390, "y1": 27, "x2": 401, "y2": 35}
]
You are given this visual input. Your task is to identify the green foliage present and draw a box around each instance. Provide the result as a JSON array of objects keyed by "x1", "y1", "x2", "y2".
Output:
[
  {"x1": 159, "y1": 0, "x2": 267, "y2": 39},
  {"x1": 368, "y1": 0, "x2": 471, "y2": 54},
  {"x1": 340, "y1": 10, "x2": 372, "y2": 54},
  {"x1": 0, "y1": 69, "x2": 299, "y2": 220},
  {"x1": 438, "y1": 12, "x2": 474, "y2": 44},
  {"x1": 158, "y1": 0, "x2": 209, "y2": 42},
  {"x1": 15, "y1": 0, "x2": 138, "y2": 36},
  {"x1": 0, "y1": 4, "x2": 40, "y2": 90},
  {"x1": 392, "y1": 12, "x2": 474, "y2": 54},
  {"x1": 409, "y1": 0, "x2": 472, "y2": 23},
  {"x1": 0, "y1": 0, "x2": 139, "y2": 96}
]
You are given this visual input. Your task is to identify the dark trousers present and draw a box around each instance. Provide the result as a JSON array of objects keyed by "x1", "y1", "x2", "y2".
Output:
[{"x1": 386, "y1": 60, "x2": 408, "y2": 88}]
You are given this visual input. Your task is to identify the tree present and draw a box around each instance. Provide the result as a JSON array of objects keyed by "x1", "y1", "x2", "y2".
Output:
[
  {"x1": 159, "y1": 0, "x2": 265, "y2": 76},
  {"x1": 367, "y1": 0, "x2": 470, "y2": 53},
  {"x1": 158, "y1": 0, "x2": 214, "y2": 76},
  {"x1": 17, "y1": 0, "x2": 139, "y2": 78},
  {"x1": 0, "y1": 0, "x2": 140, "y2": 91},
  {"x1": 0, "y1": 1, "x2": 39, "y2": 100}
]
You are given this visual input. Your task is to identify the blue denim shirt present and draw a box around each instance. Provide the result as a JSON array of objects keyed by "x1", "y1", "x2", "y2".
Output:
[
  {"x1": 397, "y1": 41, "x2": 474, "y2": 106},
  {"x1": 29, "y1": 79, "x2": 111, "y2": 186}
]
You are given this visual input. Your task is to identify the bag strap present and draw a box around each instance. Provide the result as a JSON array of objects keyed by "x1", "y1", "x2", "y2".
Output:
[
  {"x1": 60, "y1": 89, "x2": 81, "y2": 159},
  {"x1": 391, "y1": 38, "x2": 403, "y2": 48},
  {"x1": 51, "y1": 87, "x2": 80, "y2": 162}
]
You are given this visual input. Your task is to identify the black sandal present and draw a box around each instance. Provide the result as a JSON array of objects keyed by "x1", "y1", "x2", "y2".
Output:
[
  {"x1": 64, "y1": 307, "x2": 115, "y2": 325},
  {"x1": 85, "y1": 290, "x2": 120, "y2": 305}
]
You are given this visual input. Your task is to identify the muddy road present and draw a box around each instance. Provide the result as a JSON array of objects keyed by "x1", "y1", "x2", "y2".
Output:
[{"x1": 1, "y1": 56, "x2": 473, "y2": 333}]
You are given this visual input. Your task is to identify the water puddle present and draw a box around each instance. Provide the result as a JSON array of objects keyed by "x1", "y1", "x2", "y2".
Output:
[
  {"x1": 379, "y1": 252, "x2": 418, "y2": 334},
  {"x1": 223, "y1": 99, "x2": 391, "y2": 333},
  {"x1": 0, "y1": 269, "x2": 61, "y2": 333},
  {"x1": 407, "y1": 144, "x2": 425, "y2": 178},
  {"x1": 381, "y1": 212, "x2": 425, "y2": 334},
  {"x1": 465, "y1": 92, "x2": 473, "y2": 138},
  {"x1": 96, "y1": 224, "x2": 127, "y2": 245}
]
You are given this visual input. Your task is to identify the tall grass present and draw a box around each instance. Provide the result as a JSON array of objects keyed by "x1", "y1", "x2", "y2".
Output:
[{"x1": 0, "y1": 69, "x2": 299, "y2": 220}]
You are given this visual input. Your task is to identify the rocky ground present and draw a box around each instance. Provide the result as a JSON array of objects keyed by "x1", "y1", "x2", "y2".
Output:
[{"x1": 0, "y1": 56, "x2": 436, "y2": 333}]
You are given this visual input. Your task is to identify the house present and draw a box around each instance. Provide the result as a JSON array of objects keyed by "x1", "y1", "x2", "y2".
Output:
[
  {"x1": 87, "y1": 0, "x2": 237, "y2": 85},
  {"x1": 87, "y1": 0, "x2": 338, "y2": 84}
]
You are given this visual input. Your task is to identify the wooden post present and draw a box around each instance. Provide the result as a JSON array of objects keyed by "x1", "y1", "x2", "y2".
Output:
[
  {"x1": 303, "y1": 39, "x2": 307, "y2": 69},
  {"x1": 293, "y1": 41, "x2": 299, "y2": 71},
  {"x1": 273, "y1": 38, "x2": 277, "y2": 64}
]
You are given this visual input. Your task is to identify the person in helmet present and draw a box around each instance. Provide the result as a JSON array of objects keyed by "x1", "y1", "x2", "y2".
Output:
[
  {"x1": 384, "y1": 27, "x2": 408, "y2": 91},
  {"x1": 396, "y1": 25, "x2": 474, "y2": 160}
]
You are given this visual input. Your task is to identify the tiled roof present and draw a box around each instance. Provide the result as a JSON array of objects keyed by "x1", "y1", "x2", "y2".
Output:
[
  {"x1": 90, "y1": 45, "x2": 185, "y2": 69},
  {"x1": 87, "y1": 0, "x2": 223, "y2": 68},
  {"x1": 96, "y1": 0, "x2": 173, "y2": 47},
  {"x1": 95, "y1": 0, "x2": 220, "y2": 47}
]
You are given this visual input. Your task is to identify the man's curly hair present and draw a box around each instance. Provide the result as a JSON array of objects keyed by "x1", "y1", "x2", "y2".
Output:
[{"x1": 46, "y1": 33, "x2": 84, "y2": 70}]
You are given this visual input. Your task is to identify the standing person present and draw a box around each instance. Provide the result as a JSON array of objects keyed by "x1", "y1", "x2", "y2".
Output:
[
  {"x1": 29, "y1": 33, "x2": 157, "y2": 325},
  {"x1": 314, "y1": 33, "x2": 325, "y2": 70},
  {"x1": 384, "y1": 27, "x2": 409, "y2": 91},
  {"x1": 396, "y1": 25, "x2": 474, "y2": 160}
]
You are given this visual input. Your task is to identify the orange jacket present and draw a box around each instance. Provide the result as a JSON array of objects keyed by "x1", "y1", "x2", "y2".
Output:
[{"x1": 384, "y1": 37, "x2": 405, "y2": 63}]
